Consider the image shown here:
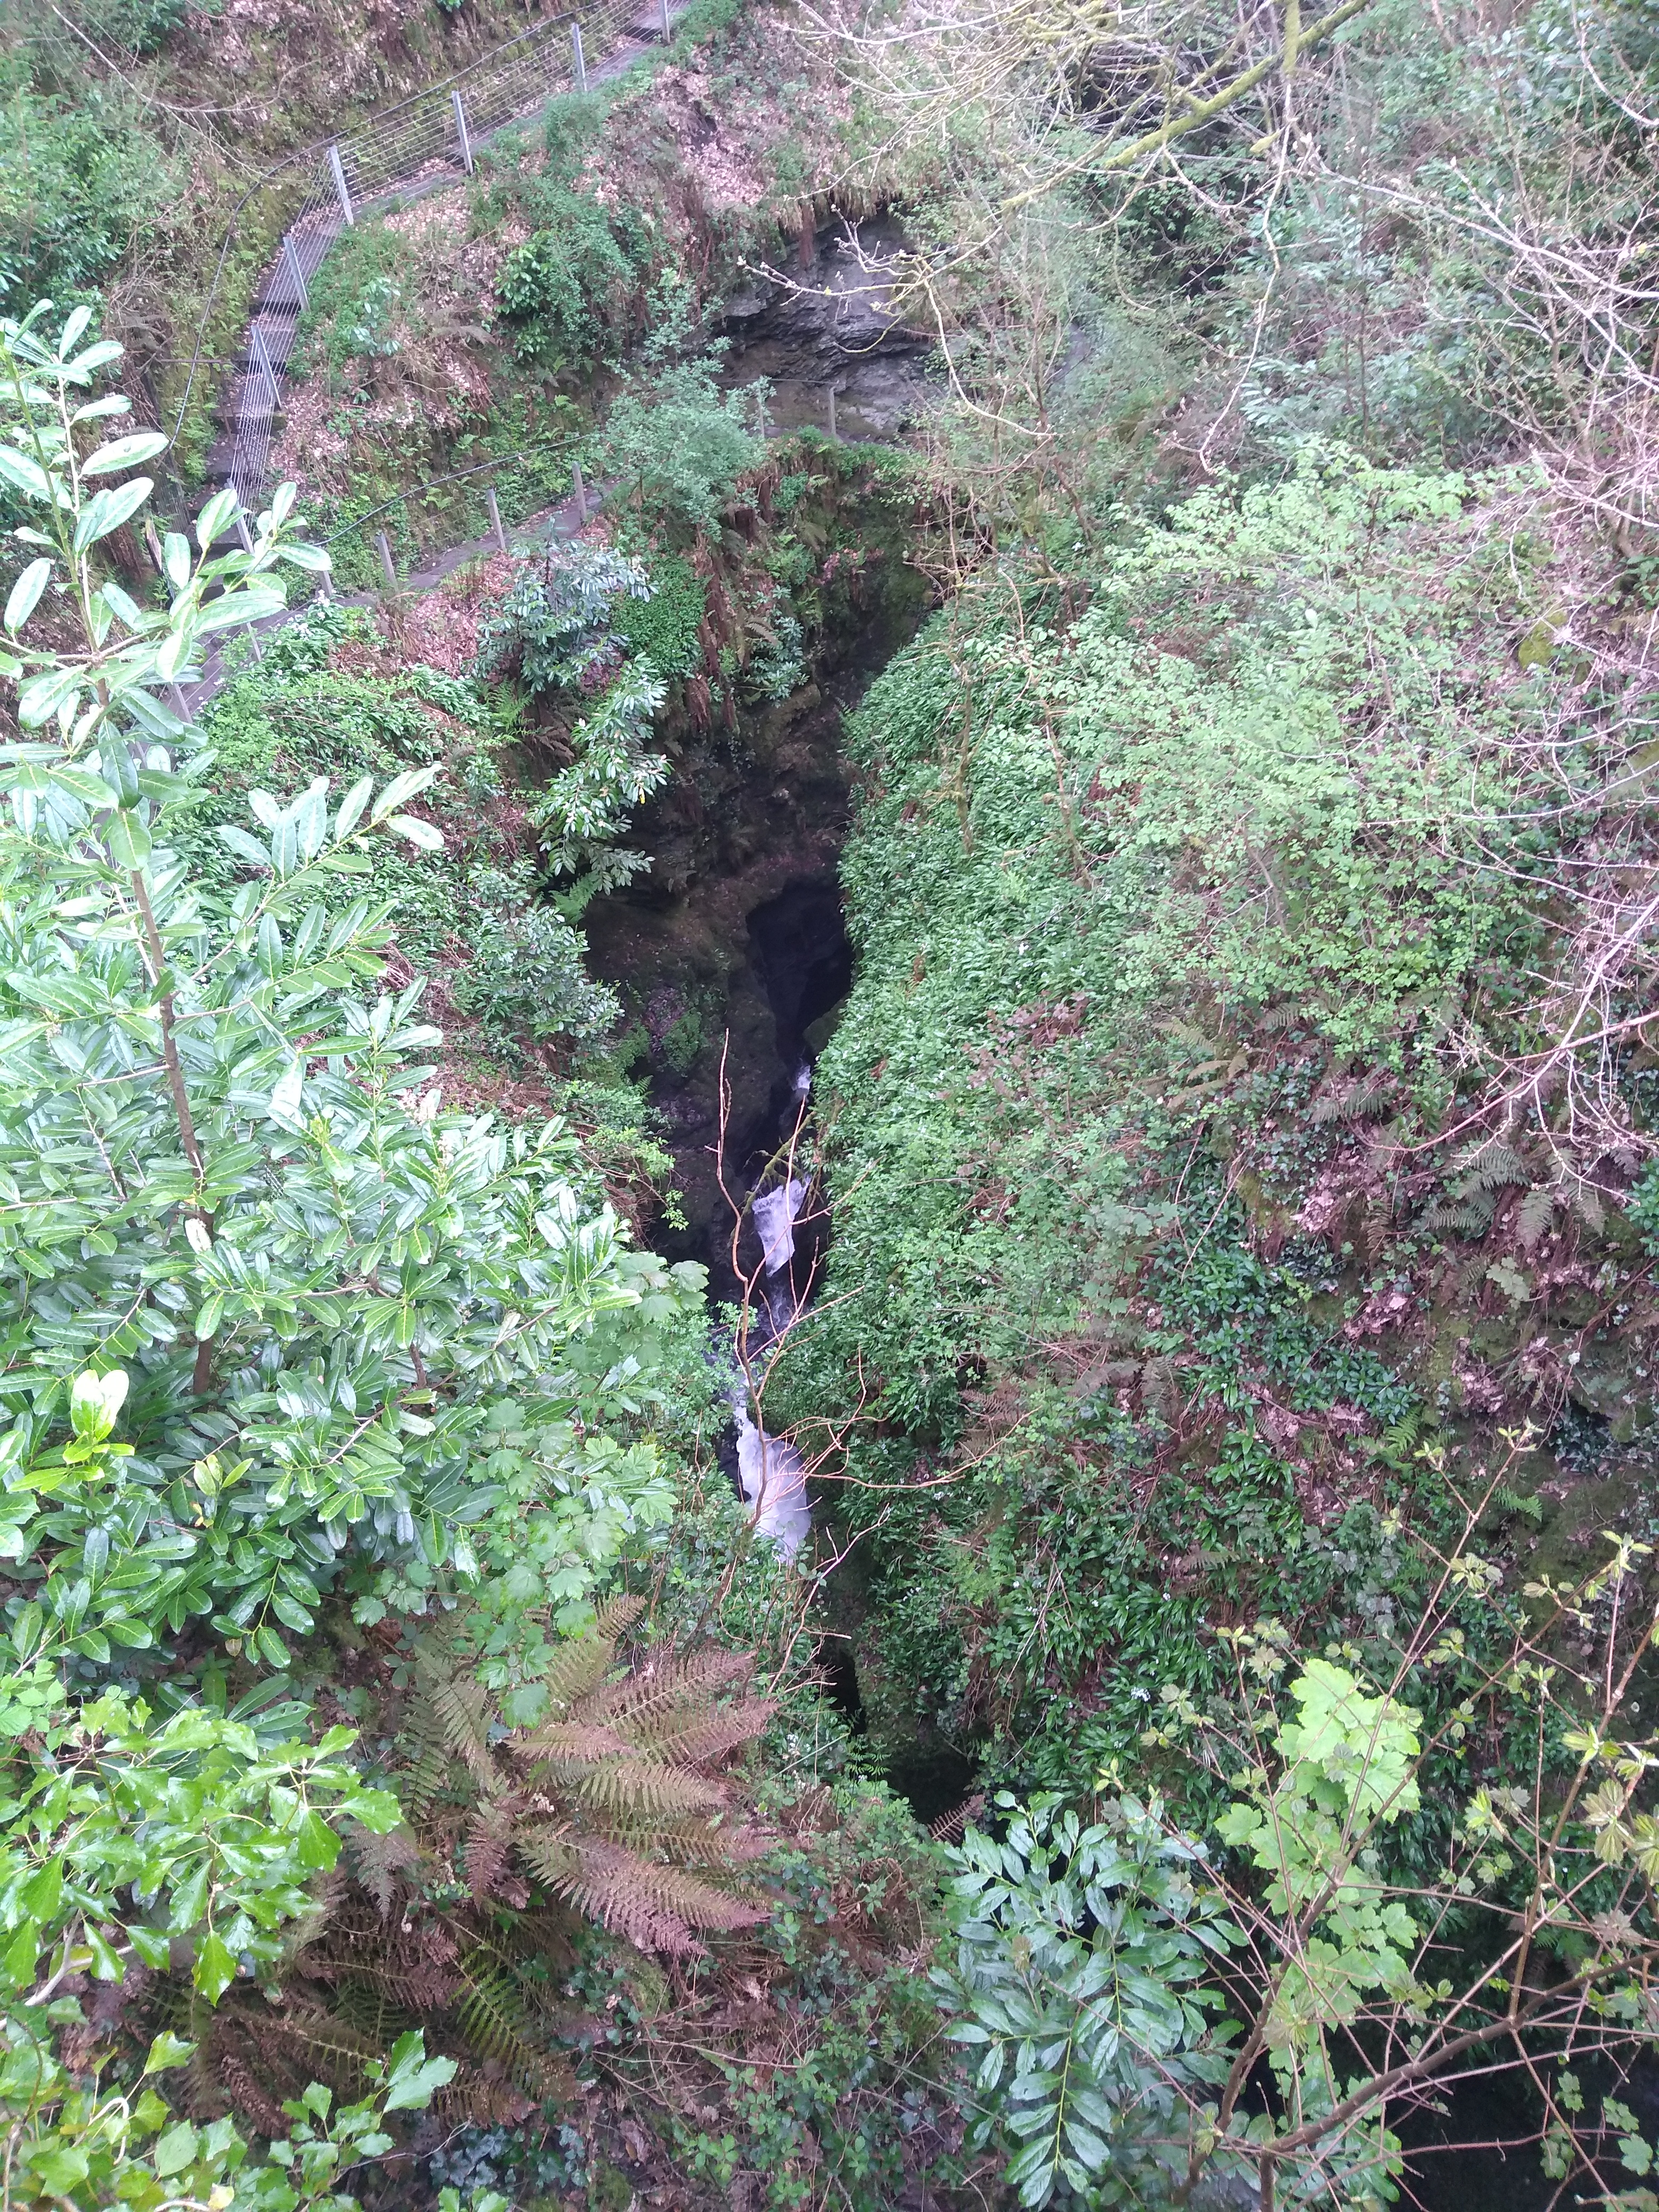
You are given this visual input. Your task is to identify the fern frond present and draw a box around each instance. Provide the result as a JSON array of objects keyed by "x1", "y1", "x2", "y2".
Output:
[
  {"x1": 581, "y1": 1646, "x2": 753, "y2": 1730},
  {"x1": 563, "y1": 1755, "x2": 728, "y2": 1821},
  {"x1": 579, "y1": 1843, "x2": 764, "y2": 1934},
  {"x1": 537, "y1": 1629, "x2": 624, "y2": 1714},
  {"x1": 451, "y1": 1964, "x2": 564, "y2": 2094},
  {"x1": 630, "y1": 1700, "x2": 776, "y2": 1769},
  {"x1": 1459, "y1": 1139, "x2": 1529, "y2": 1189},
  {"x1": 304, "y1": 1917, "x2": 460, "y2": 2014},
  {"x1": 1310, "y1": 1071, "x2": 1392, "y2": 1126},
  {"x1": 1495, "y1": 1482, "x2": 1545, "y2": 1523},
  {"x1": 515, "y1": 1822, "x2": 582, "y2": 1892},
  {"x1": 251, "y1": 2005, "x2": 387, "y2": 2075},
  {"x1": 546, "y1": 1840, "x2": 761, "y2": 1956},
  {"x1": 591, "y1": 1591, "x2": 647, "y2": 1642},
  {"x1": 323, "y1": 1979, "x2": 417, "y2": 2049},
  {"x1": 345, "y1": 1823, "x2": 420, "y2": 1917},
  {"x1": 432, "y1": 2068, "x2": 539, "y2": 2129},
  {"x1": 1424, "y1": 1195, "x2": 1494, "y2": 1235},
  {"x1": 538, "y1": 1867, "x2": 707, "y2": 1956},
  {"x1": 219, "y1": 2054, "x2": 288, "y2": 2136},
  {"x1": 464, "y1": 1796, "x2": 519, "y2": 1905},
  {"x1": 414, "y1": 1653, "x2": 495, "y2": 1786},
  {"x1": 1515, "y1": 1185, "x2": 1557, "y2": 1251},
  {"x1": 516, "y1": 1719, "x2": 629, "y2": 1763},
  {"x1": 1571, "y1": 1180, "x2": 1606, "y2": 1232},
  {"x1": 397, "y1": 1724, "x2": 450, "y2": 1822},
  {"x1": 598, "y1": 1808, "x2": 748, "y2": 1863},
  {"x1": 1347, "y1": 1076, "x2": 1394, "y2": 1119}
]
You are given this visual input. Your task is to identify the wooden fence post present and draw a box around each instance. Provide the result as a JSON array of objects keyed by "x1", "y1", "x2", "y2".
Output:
[
  {"x1": 571, "y1": 460, "x2": 588, "y2": 525},
  {"x1": 485, "y1": 486, "x2": 508, "y2": 553}
]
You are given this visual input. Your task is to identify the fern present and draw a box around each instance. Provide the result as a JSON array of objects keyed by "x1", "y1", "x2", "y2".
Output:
[
  {"x1": 463, "y1": 1795, "x2": 520, "y2": 1906},
  {"x1": 209, "y1": 1614, "x2": 777, "y2": 2122},
  {"x1": 518, "y1": 1719, "x2": 629, "y2": 1762},
  {"x1": 218, "y1": 2055, "x2": 287, "y2": 2136},
  {"x1": 536, "y1": 1592, "x2": 644, "y2": 1712},
  {"x1": 1424, "y1": 1194, "x2": 1495, "y2": 1235},
  {"x1": 1365, "y1": 1407, "x2": 1428, "y2": 1471},
  {"x1": 1457, "y1": 1138, "x2": 1529, "y2": 1189},
  {"x1": 558, "y1": 1754, "x2": 727, "y2": 1823},
  {"x1": 1571, "y1": 1180, "x2": 1606, "y2": 1232},
  {"x1": 1515, "y1": 1184, "x2": 1557, "y2": 1251},
  {"x1": 636, "y1": 1704, "x2": 779, "y2": 1768},
  {"x1": 518, "y1": 1828, "x2": 760, "y2": 1955},
  {"x1": 345, "y1": 1823, "x2": 420, "y2": 1916},
  {"x1": 415, "y1": 1649, "x2": 496, "y2": 1784},
  {"x1": 600, "y1": 1644, "x2": 755, "y2": 1715},
  {"x1": 1495, "y1": 1482, "x2": 1545, "y2": 1523},
  {"x1": 1311, "y1": 1072, "x2": 1395, "y2": 1125},
  {"x1": 452, "y1": 1960, "x2": 565, "y2": 2094}
]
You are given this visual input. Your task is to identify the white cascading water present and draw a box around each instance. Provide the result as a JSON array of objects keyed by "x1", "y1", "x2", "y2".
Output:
[
  {"x1": 733, "y1": 1404, "x2": 811, "y2": 1555},
  {"x1": 731, "y1": 1065, "x2": 815, "y2": 1557},
  {"x1": 751, "y1": 1176, "x2": 806, "y2": 1275}
]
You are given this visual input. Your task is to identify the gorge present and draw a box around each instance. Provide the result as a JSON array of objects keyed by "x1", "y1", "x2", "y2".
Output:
[{"x1": 1, "y1": 0, "x2": 1657, "y2": 2203}]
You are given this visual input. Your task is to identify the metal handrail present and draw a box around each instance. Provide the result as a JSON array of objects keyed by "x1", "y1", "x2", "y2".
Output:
[{"x1": 166, "y1": 9, "x2": 581, "y2": 454}]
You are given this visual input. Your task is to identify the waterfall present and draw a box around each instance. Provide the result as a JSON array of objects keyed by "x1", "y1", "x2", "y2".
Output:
[
  {"x1": 751, "y1": 1176, "x2": 806, "y2": 1276},
  {"x1": 733, "y1": 1402, "x2": 811, "y2": 1555},
  {"x1": 730, "y1": 1065, "x2": 815, "y2": 1557}
]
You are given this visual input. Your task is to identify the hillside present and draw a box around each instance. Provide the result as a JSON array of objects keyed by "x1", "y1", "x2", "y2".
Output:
[{"x1": 2, "y1": 0, "x2": 1658, "y2": 2203}]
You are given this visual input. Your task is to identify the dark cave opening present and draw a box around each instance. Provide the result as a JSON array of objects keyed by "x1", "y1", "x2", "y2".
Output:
[{"x1": 745, "y1": 876, "x2": 853, "y2": 1076}]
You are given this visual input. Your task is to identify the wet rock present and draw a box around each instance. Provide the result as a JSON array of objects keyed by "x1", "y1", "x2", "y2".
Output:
[{"x1": 717, "y1": 216, "x2": 932, "y2": 441}]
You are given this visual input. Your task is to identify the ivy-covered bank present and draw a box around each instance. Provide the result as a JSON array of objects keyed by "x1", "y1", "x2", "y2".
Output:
[{"x1": 778, "y1": 448, "x2": 1659, "y2": 1792}]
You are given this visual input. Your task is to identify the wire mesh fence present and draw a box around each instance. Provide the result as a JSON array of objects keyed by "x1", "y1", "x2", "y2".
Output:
[{"x1": 223, "y1": 0, "x2": 676, "y2": 516}]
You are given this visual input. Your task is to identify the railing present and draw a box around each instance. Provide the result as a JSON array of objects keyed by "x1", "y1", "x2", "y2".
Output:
[{"x1": 194, "y1": 0, "x2": 680, "y2": 518}]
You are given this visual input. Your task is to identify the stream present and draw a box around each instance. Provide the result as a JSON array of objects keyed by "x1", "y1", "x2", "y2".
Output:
[{"x1": 583, "y1": 241, "x2": 925, "y2": 1559}]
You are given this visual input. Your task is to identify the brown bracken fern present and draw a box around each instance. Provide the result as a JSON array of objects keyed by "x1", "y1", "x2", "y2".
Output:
[
  {"x1": 408, "y1": 1594, "x2": 775, "y2": 1957},
  {"x1": 152, "y1": 1600, "x2": 775, "y2": 2134}
]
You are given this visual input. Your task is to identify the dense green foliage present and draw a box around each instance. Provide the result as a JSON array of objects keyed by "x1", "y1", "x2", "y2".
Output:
[
  {"x1": 0, "y1": 78, "x2": 175, "y2": 312},
  {"x1": 7, "y1": 0, "x2": 1659, "y2": 2189},
  {"x1": 488, "y1": 95, "x2": 658, "y2": 376}
]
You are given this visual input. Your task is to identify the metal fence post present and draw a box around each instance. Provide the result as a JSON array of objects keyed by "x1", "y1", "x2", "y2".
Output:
[
  {"x1": 571, "y1": 460, "x2": 587, "y2": 525},
  {"x1": 485, "y1": 486, "x2": 508, "y2": 553},
  {"x1": 250, "y1": 325, "x2": 281, "y2": 414},
  {"x1": 283, "y1": 236, "x2": 310, "y2": 312},
  {"x1": 236, "y1": 512, "x2": 254, "y2": 553},
  {"x1": 376, "y1": 530, "x2": 398, "y2": 594},
  {"x1": 329, "y1": 143, "x2": 355, "y2": 227},
  {"x1": 658, "y1": 0, "x2": 671, "y2": 37},
  {"x1": 571, "y1": 21, "x2": 587, "y2": 90},
  {"x1": 170, "y1": 685, "x2": 191, "y2": 724},
  {"x1": 452, "y1": 88, "x2": 474, "y2": 174}
]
